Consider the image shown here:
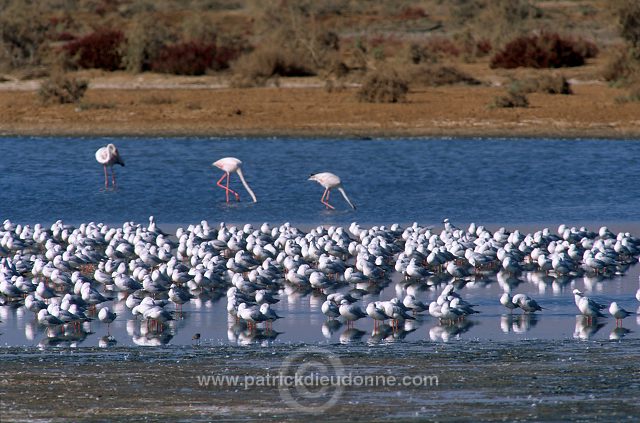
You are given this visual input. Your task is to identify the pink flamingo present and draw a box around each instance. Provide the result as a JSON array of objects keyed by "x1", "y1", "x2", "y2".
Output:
[
  {"x1": 212, "y1": 157, "x2": 257, "y2": 203},
  {"x1": 308, "y1": 172, "x2": 356, "y2": 210},
  {"x1": 95, "y1": 143, "x2": 124, "y2": 189}
]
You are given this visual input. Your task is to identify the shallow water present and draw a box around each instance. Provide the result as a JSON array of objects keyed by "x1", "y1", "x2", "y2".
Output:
[
  {"x1": 2, "y1": 136, "x2": 640, "y2": 421},
  {"x1": 2, "y1": 136, "x2": 640, "y2": 225}
]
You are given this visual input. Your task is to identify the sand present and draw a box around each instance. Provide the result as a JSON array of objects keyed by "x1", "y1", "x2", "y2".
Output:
[{"x1": 1, "y1": 63, "x2": 640, "y2": 139}]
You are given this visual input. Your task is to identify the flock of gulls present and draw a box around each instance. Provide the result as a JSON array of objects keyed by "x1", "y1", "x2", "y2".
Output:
[{"x1": 1, "y1": 212, "x2": 640, "y2": 347}]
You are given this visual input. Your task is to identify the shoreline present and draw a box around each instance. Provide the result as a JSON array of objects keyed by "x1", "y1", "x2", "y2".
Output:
[{"x1": 2, "y1": 73, "x2": 640, "y2": 140}]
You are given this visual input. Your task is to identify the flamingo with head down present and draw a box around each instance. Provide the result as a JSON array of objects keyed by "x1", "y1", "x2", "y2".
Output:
[
  {"x1": 212, "y1": 157, "x2": 257, "y2": 203},
  {"x1": 308, "y1": 172, "x2": 356, "y2": 210}
]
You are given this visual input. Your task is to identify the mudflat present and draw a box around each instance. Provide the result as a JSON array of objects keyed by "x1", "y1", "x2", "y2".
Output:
[{"x1": 1, "y1": 341, "x2": 639, "y2": 422}]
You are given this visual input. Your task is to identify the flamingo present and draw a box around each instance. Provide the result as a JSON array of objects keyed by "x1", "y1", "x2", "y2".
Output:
[
  {"x1": 212, "y1": 157, "x2": 257, "y2": 203},
  {"x1": 95, "y1": 143, "x2": 124, "y2": 189},
  {"x1": 308, "y1": 172, "x2": 356, "y2": 210}
]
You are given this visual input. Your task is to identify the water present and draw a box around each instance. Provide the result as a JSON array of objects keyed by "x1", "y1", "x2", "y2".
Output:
[
  {"x1": 2, "y1": 136, "x2": 640, "y2": 225},
  {"x1": 2, "y1": 136, "x2": 640, "y2": 421}
]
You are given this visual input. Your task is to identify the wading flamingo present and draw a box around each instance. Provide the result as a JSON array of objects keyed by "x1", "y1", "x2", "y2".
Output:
[
  {"x1": 213, "y1": 157, "x2": 257, "y2": 203},
  {"x1": 308, "y1": 172, "x2": 356, "y2": 210},
  {"x1": 95, "y1": 143, "x2": 124, "y2": 189}
]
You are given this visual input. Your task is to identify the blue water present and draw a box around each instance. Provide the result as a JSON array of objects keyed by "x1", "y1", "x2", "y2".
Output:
[{"x1": 2, "y1": 136, "x2": 640, "y2": 225}]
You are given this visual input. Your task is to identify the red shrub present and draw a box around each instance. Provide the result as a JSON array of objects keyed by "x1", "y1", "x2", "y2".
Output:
[
  {"x1": 212, "y1": 45, "x2": 244, "y2": 71},
  {"x1": 398, "y1": 7, "x2": 429, "y2": 20},
  {"x1": 151, "y1": 41, "x2": 242, "y2": 75},
  {"x1": 490, "y1": 32, "x2": 592, "y2": 69},
  {"x1": 63, "y1": 29, "x2": 124, "y2": 70},
  {"x1": 50, "y1": 32, "x2": 76, "y2": 42},
  {"x1": 151, "y1": 41, "x2": 217, "y2": 75},
  {"x1": 475, "y1": 38, "x2": 493, "y2": 56},
  {"x1": 424, "y1": 37, "x2": 461, "y2": 57}
]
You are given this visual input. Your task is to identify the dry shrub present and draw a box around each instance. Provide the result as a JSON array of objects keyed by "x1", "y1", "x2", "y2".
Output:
[
  {"x1": 535, "y1": 74, "x2": 572, "y2": 94},
  {"x1": 490, "y1": 32, "x2": 593, "y2": 69},
  {"x1": 0, "y1": 6, "x2": 51, "y2": 71},
  {"x1": 230, "y1": 46, "x2": 315, "y2": 87},
  {"x1": 615, "y1": 84, "x2": 640, "y2": 103},
  {"x1": 63, "y1": 29, "x2": 124, "y2": 71},
  {"x1": 603, "y1": 47, "x2": 640, "y2": 85},
  {"x1": 453, "y1": 0, "x2": 542, "y2": 46},
  {"x1": 140, "y1": 95, "x2": 176, "y2": 105},
  {"x1": 617, "y1": 0, "x2": 640, "y2": 58},
  {"x1": 38, "y1": 73, "x2": 88, "y2": 104},
  {"x1": 251, "y1": 2, "x2": 341, "y2": 74},
  {"x1": 491, "y1": 90, "x2": 529, "y2": 108},
  {"x1": 409, "y1": 37, "x2": 461, "y2": 64},
  {"x1": 510, "y1": 74, "x2": 572, "y2": 95},
  {"x1": 456, "y1": 31, "x2": 492, "y2": 60},
  {"x1": 409, "y1": 65, "x2": 481, "y2": 87},
  {"x1": 121, "y1": 16, "x2": 175, "y2": 73},
  {"x1": 357, "y1": 69, "x2": 409, "y2": 103}
]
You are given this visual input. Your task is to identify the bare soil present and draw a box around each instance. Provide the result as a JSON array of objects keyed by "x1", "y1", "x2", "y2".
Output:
[{"x1": 1, "y1": 59, "x2": 639, "y2": 139}]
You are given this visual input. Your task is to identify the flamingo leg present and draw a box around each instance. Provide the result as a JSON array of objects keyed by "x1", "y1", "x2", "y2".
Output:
[
  {"x1": 320, "y1": 188, "x2": 335, "y2": 210},
  {"x1": 216, "y1": 173, "x2": 240, "y2": 203},
  {"x1": 111, "y1": 167, "x2": 117, "y2": 189},
  {"x1": 226, "y1": 171, "x2": 240, "y2": 201},
  {"x1": 103, "y1": 165, "x2": 109, "y2": 189}
]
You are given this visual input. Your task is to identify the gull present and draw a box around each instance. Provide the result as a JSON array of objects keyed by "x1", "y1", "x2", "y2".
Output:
[
  {"x1": 95, "y1": 143, "x2": 124, "y2": 189},
  {"x1": 255, "y1": 289, "x2": 279, "y2": 305},
  {"x1": 512, "y1": 293, "x2": 544, "y2": 313},
  {"x1": 212, "y1": 157, "x2": 257, "y2": 203},
  {"x1": 237, "y1": 302, "x2": 263, "y2": 330},
  {"x1": 402, "y1": 295, "x2": 428, "y2": 314},
  {"x1": 168, "y1": 284, "x2": 193, "y2": 313},
  {"x1": 37, "y1": 309, "x2": 64, "y2": 334},
  {"x1": 308, "y1": 172, "x2": 356, "y2": 210},
  {"x1": 609, "y1": 302, "x2": 635, "y2": 326},
  {"x1": 259, "y1": 303, "x2": 282, "y2": 328},
  {"x1": 366, "y1": 301, "x2": 390, "y2": 330},
  {"x1": 338, "y1": 299, "x2": 367, "y2": 326},
  {"x1": 573, "y1": 289, "x2": 606, "y2": 311},
  {"x1": 500, "y1": 292, "x2": 518, "y2": 313},
  {"x1": 98, "y1": 306, "x2": 117, "y2": 334},
  {"x1": 321, "y1": 299, "x2": 341, "y2": 319},
  {"x1": 577, "y1": 296, "x2": 607, "y2": 323}
]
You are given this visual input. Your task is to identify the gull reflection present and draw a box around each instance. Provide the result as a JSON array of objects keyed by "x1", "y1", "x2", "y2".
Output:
[
  {"x1": 609, "y1": 326, "x2": 632, "y2": 341},
  {"x1": 339, "y1": 327, "x2": 366, "y2": 344},
  {"x1": 573, "y1": 315, "x2": 605, "y2": 340},
  {"x1": 500, "y1": 313, "x2": 539, "y2": 334},
  {"x1": 321, "y1": 319, "x2": 342, "y2": 339},
  {"x1": 429, "y1": 320, "x2": 474, "y2": 342}
]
